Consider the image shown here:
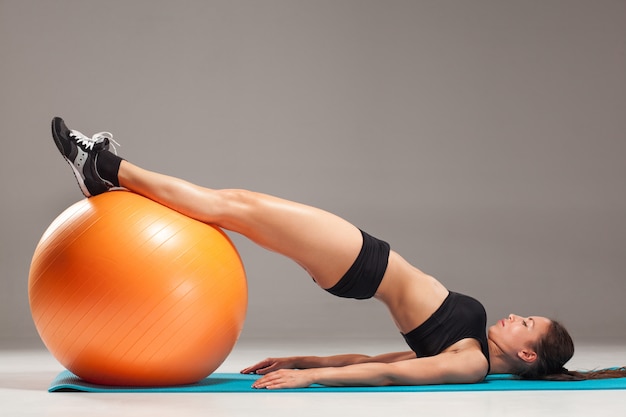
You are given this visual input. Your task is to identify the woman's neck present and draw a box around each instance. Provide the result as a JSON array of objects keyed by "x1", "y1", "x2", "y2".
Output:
[{"x1": 487, "y1": 339, "x2": 514, "y2": 374}]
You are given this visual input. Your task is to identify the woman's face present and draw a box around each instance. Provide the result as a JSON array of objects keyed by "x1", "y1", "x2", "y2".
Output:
[{"x1": 488, "y1": 314, "x2": 552, "y2": 362}]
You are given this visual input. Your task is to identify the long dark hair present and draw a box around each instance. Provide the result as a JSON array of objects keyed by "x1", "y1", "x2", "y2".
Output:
[{"x1": 515, "y1": 320, "x2": 626, "y2": 381}]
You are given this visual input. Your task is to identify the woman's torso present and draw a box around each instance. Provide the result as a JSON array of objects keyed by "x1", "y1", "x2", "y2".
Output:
[
  {"x1": 375, "y1": 250, "x2": 450, "y2": 333},
  {"x1": 375, "y1": 250, "x2": 489, "y2": 363}
]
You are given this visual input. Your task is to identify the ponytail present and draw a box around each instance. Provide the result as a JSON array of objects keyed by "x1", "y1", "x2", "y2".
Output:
[
  {"x1": 515, "y1": 320, "x2": 626, "y2": 381},
  {"x1": 539, "y1": 367, "x2": 626, "y2": 381}
]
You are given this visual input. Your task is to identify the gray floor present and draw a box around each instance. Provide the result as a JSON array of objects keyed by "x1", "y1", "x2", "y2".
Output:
[{"x1": 1, "y1": 339, "x2": 624, "y2": 417}]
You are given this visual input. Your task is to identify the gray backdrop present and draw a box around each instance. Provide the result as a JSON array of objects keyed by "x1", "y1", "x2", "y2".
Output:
[{"x1": 1, "y1": 0, "x2": 625, "y2": 349}]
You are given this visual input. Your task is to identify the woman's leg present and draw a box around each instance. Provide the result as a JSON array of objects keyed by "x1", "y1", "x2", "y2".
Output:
[
  {"x1": 118, "y1": 161, "x2": 363, "y2": 289},
  {"x1": 51, "y1": 116, "x2": 363, "y2": 290}
]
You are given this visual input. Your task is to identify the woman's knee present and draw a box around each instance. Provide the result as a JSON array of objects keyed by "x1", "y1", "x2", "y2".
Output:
[{"x1": 211, "y1": 189, "x2": 259, "y2": 226}]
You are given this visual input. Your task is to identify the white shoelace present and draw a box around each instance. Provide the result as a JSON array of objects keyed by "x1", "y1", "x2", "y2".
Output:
[{"x1": 70, "y1": 129, "x2": 121, "y2": 154}]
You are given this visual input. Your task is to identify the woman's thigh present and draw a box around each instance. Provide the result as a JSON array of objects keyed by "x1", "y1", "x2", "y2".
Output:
[{"x1": 215, "y1": 190, "x2": 363, "y2": 289}]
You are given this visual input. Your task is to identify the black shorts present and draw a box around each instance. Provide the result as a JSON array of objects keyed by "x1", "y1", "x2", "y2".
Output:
[{"x1": 325, "y1": 229, "x2": 390, "y2": 300}]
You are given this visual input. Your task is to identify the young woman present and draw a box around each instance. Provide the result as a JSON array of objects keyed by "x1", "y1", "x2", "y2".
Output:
[{"x1": 50, "y1": 117, "x2": 624, "y2": 389}]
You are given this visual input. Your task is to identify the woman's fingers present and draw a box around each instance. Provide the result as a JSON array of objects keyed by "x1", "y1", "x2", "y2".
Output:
[
  {"x1": 252, "y1": 369, "x2": 312, "y2": 389},
  {"x1": 240, "y1": 360, "x2": 269, "y2": 374},
  {"x1": 240, "y1": 358, "x2": 283, "y2": 374}
]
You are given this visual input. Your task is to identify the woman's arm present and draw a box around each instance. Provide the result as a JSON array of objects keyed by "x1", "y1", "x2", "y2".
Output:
[
  {"x1": 241, "y1": 351, "x2": 416, "y2": 375},
  {"x1": 251, "y1": 349, "x2": 488, "y2": 389}
]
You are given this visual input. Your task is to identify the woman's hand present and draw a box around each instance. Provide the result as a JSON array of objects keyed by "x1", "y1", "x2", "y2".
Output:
[
  {"x1": 240, "y1": 357, "x2": 300, "y2": 375},
  {"x1": 252, "y1": 369, "x2": 315, "y2": 389}
]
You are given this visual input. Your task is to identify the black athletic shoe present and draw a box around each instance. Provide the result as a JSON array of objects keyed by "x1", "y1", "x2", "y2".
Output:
[{"x1": 51, "y1": 117, "x2": 118, "y2": 197}]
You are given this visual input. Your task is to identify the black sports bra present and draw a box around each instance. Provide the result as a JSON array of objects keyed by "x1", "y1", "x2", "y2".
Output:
[{"x1": 401, "y1": 291, "x2": 490, "y2": 370}]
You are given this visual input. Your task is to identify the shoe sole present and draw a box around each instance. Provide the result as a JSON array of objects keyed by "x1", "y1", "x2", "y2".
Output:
[{"x1": 51, "y1": 119, "x2": 92, "y2": 197}]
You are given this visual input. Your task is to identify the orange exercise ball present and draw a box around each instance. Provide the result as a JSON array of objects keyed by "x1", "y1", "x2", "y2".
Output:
[{"x1": 28, "y1": 191, "x2": 247, "y2": 386}]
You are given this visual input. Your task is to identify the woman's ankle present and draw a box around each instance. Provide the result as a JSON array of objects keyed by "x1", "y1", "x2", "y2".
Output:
[{"x1": 96, "y1": 150, "x2": 123, "y2": 187}]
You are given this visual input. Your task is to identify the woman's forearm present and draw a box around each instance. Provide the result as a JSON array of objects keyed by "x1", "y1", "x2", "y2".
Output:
[
  {"x1": 295, "y1": 351, "x2": 415, "y2": 369},
  {"x1": 242, "y1": 351, "x2": 416, "y2": 376},
  {"x1": 295, "y1": 354, "x2": 372, "y2": 369},
  {"x1": 252, "y1": 363, "x2": 397, "y2": 389},
  {"x1": 309, "y1": 363, "x2": 394, "y2": 387}
]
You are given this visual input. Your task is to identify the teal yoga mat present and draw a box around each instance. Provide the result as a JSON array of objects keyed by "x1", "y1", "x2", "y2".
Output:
[{"x1": 49, "y1": 370, "x2": 626, "y2": 392}]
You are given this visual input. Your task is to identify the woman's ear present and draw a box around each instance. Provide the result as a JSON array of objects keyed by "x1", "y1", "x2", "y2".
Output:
[{"x1": 517, "y1": 349, "x2": 538, "y2": 364}]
